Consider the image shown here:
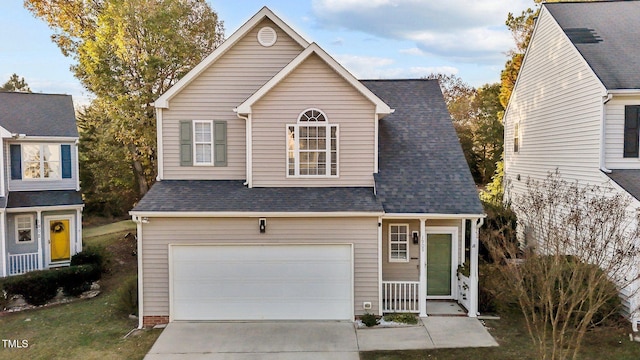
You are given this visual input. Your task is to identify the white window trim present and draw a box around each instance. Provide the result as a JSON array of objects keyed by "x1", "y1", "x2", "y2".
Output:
[
  {"x1": 286, "y1": 109, "x2": 339, "y2": 178},
  {"x1": 15, "y1": 214, "x2": 35, "y2": 244},
  {"x1": 388, "y1": 223, "x2": 410, "y2": 263},
  {"x1": 193, "y1": 120, "x2": 214, "y2": 166},
  {"x1": 21, "y1": 143, "x2": 62, "y2": 181}
]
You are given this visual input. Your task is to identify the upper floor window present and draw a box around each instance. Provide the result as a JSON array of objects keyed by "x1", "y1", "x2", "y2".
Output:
[
  {"x1": 10, "y1": 144, "x2": 72, "y2": 181},
  {"x1": 287, "y1": 109, "x2": 338, "y2": 177},
  {"x1": 194, "y1": 120, "x2": 213, "y2": 165},
  {"x1": 624, "y1": 105, "x2": 640, "y2": 158}
]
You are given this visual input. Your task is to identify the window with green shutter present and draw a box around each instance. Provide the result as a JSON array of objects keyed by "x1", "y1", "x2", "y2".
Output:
[{"x1": 179, "y1": 120, "x2": 227, "y2": 166}]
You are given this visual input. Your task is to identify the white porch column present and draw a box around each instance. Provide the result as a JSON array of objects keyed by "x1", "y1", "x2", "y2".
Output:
[
  {"x1": 1, "y1": 211, "x2": 6, "y2": 277},
  {"x1": 76, "y1": 208, "x2": 83, "y2": 254},
  {"x1": 377, "y1": 216, "x2": 383, "y2": 316},
  {"x1": 37, "y1": 210, "x2": 43, "y2": 270},
  {"x1": 419, "y1": 218, "x2": 427, "y2": 317},
  {"x1": 468, "y1": 218, "x2": 480, "y2": 317}
]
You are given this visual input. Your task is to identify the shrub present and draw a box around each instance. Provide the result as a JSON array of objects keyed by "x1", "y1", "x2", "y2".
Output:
[
  {"x1": 116, "y1": 276, "x2": 138, "y2": 315},
  {"x1": 71, "y1": 247, "x2": 106, "y2": 273},
  {"x1": 383, "y1": 313, "x2": 418, "y2": 324},
  {"x1": 3, "y1": 270, "x2": 60, "y2": 306},
  {"x1": 360, "y1": 312, "x2": 378, "y2": 327},
  {"x1": 58, "y1": 264, "x2": 101, "y2": 296}
]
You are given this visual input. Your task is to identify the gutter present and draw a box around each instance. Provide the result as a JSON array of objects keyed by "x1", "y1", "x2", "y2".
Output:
[
  {"x1": 600, "y1": 93, "x2": 613, "y2": 173},
  {"x1": 234, "y1": 108, "x2": 252, "y2": 188}
]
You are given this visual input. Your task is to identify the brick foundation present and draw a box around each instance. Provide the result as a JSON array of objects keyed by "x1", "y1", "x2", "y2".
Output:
[{"x1": 143, "y1": 316, "x2": 169, "y2": 328}]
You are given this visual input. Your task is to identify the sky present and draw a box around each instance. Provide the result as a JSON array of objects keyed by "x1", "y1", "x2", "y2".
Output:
[{"x1": 0, "y1": 0, "x2": 533, "y2": 107}]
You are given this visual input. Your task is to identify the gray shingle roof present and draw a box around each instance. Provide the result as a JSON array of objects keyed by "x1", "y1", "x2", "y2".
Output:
[
  {"x1": 545, "y1": 1, "x2": 640, "y2": 90},
  {"x1": 0, "y1": 92, "x2": 79, "y2": 137},
  {"x1": 605, "y1": 169, "x2": 640, "y2": 201},
  {"x1": 132, "y1": 180, "x2": 383, "y2": 212},
  {"x1": 6, "y1": 190, "x2": 83, "y2": 208},
  {"x1": 363, "y1": 79, "x2": 483, "y2": 214}
]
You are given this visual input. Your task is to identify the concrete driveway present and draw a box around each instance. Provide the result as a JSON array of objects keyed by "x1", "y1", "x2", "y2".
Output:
[{"x1": 144, "y1": 321, "x2": 359, "y2": 360}]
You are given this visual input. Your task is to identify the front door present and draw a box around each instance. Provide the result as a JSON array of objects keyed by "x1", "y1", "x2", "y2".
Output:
[
  {"x1": 49, "y1": 219, "x2": 71, "y2": 262},
  {"x1": 426, "y1": 233, "x2": 453, "y2": 297}
]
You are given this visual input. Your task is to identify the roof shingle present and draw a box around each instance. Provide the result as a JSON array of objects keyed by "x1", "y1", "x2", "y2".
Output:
[{"x1": 0, "y1": 92, "x2": 78, "y2": 137}]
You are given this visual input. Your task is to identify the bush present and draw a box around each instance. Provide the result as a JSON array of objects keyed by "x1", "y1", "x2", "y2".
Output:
[
  {"x1": 58, "y1": 264, "x2": 101, "y2": 296},
  {"x1": 116, "y1": 276, "x2": 138, "y2": 315},
  {"x1": 71, "y1": 247, "x2": 106, "y2": 273},
  {"x1": 3, "y1": 270, "x2": 60, "y2": 306},
  {"x1": 360, "y1": 312, "x2": 379, "y2": 327},
  {"x1": 383, "y1": 313, "x2": 418, "y2": 324}
]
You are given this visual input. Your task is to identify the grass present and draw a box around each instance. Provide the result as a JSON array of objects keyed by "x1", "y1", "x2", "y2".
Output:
[
  {"x1": 0, "y1": 220, "x2": 161, "y2": 360},
  {"x1": 361, "y1": 310, "x2": 640, "y2": 360}
]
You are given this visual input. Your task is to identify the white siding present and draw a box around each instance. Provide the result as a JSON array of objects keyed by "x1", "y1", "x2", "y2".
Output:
[
  {"x1": 161, "y1": 19, "x2": 304, "y2": 180},
  {"x1": 251, "y1": 54, "x2": 376, "y2": 187},
  {"x1": 605, "y1": 95, "x2": 640, "y2": 169},
  {"x1": 141, "y1": 217, "x2": 379, "y2": 317},
  {"x1": 504, "y1": 8, "x2": 607, "y2": 198}
]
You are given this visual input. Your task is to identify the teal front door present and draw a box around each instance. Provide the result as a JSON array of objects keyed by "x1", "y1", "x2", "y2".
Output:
[{"x1": 427, "y1": 233, "x2": 453, "y2": 296}]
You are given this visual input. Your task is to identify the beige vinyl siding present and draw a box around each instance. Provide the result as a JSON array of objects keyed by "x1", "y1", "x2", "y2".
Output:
[
  {"x1": 605, "y1": 96, "x2": 640, "y2": 169},
  {"x1": 504, "y1": 8, "x2": 608, "y2": 198},
  {"x1": 251, "y1": 54, "x2": 376, "y2": 187},
  {"x1": 161, "y1": 19, "x2": 304, "y2": 180},
  {"x1": 141, "y1": 216, "x2": 379, "y2": 317},
  {"x1": 381, "y1": 219, "x2": 462, "y2": 282}
]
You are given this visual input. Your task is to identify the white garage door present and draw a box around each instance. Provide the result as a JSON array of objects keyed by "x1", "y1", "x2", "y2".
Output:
[{"x1": 170, "y1": 244, "x2": 353, "y2": 321}]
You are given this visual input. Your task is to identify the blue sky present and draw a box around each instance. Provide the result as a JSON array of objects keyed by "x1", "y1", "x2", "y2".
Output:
[{"x1": 1, "y1": 0, "x2": 532, "y2": 106}]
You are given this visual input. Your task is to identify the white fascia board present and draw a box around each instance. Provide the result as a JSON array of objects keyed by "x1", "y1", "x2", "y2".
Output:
[
  {"x1": 12, "y1": 136, "x2": 79, "y2": 142},
  {"x1": 236, "y1": 43, "x2": 392, "y2": 115},
  {"x1": 382, "y1": 213, "x2": 486, "y2": 220},
  {"x1": 129, "y1": 211, "x2": 383, "y2": 218},
  {"x1": 6, "y1": 204, "x2": 84, "y2": 213},
  {"x1": 607, "y1": 89, "x2": 640, "y2": 95},
  {"x1": 154, "y1": 6, "x2": 310, "y2": 109}
]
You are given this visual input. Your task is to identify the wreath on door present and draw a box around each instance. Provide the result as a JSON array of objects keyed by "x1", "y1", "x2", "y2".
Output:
[{"x1": 51, "y1": 221, "x2": 65, "y2": 233}]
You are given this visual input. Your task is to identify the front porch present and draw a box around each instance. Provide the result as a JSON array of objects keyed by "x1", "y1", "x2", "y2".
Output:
[{"x1": 379, "y1": 216, "x2": 482, "y2": 317}]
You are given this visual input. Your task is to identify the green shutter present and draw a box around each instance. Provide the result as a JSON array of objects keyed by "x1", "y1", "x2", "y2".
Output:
[
  {"x1": 214, "y1": 121, "x2": 227, "y2": 167},
  {"x1": 180, "y1": 121, "x2": 193, "y2": 166},
  {"x1": 624, "y1": 106, "x2": 640, "y2": 158}
]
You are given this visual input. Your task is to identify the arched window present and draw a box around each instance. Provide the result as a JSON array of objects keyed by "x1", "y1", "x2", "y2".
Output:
[{"x1": 287, "y1": 109, "x2": 338, "y2": 177}]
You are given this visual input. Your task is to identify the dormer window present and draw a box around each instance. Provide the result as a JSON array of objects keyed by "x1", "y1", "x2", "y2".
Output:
[{"x1": 287, "y1": 109, "x2": 338, "y2": 177}]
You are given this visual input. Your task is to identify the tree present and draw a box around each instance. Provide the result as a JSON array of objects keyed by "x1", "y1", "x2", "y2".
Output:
[
  {"x1": 484, "y1": 172, "x2": 640, "y2": 360},
  {"x1": 473, "y1": 83, "x2": 503, "y2": 183},
  {"x1": 1, "y1": 73, "x2": 32, "y2": 92},
  {"x1": 25, "y1": 0, "x2": 224, "y2": 198}
]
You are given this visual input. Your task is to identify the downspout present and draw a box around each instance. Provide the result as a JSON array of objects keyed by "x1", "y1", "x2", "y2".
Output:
[
  {"x1": 1, "y1": 211, "x2": 6, "y2": 277},
  {"x1": 37, "y1": 210, "x2": 43, "y2": 269},
  {"x1": 600, "y1": 93, "x2": 613, "y2": 173},
  {"x1": 131, "y1": 215, "x2": 147, "y2": 329},
  {"x1": 235, "y1": 109, "x2": 251, "y2": 188}
]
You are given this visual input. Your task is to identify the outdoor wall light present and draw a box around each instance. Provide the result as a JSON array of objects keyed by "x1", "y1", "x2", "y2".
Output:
[
  {"x1": 412, "y1": 231, "x2": 419, "y2": 244},
  {"x1": 259, "y1": 218, "x2": 266, "y2": 233}
]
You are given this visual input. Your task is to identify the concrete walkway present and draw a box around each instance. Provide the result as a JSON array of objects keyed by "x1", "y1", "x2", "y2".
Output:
[{"x1": 145, "y1": 318, "x2": 498, "y2": 359}]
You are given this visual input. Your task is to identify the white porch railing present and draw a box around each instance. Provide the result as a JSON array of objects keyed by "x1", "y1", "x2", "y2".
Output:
[
  {"x1": 382, "y1": 281, "x2": 420, "y2": 313},
  {"x1": 8, "y1": 252, "x2": 40, "y2": 276}
]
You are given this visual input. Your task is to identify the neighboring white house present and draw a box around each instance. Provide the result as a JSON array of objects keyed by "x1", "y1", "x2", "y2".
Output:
[
  {"x1": 503, "y1": 1, "x2": 640, "y2": 324},
  {"x1": 130, "y1": 7, "x2": 484, "y2": 328},
  {"x1": 0, "y1": 92, "x2": 84, "y2": 277}
]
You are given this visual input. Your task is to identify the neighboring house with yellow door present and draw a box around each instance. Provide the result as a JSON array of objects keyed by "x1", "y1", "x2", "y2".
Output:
[{"x1": 0, "y1": 92, "x2": 83, "y2": 277}]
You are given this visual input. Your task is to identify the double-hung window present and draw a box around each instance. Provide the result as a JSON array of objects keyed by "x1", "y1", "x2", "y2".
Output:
[
  {"x1": 287, "y1": 109, "x2": 338, "y2": 177},
  {"x1": 193, "y1": 120, "x2": 213, "y2": 165},
  {"x1": 16, "y1": 215, "x2": 34, "y2": 243},
  {"x1": 22, "y1": 144, "x2": 61, "y2": 180},
  {"x1": 513, "y1": 122, "x2": 520, "y2": 153},
  {"x1": 389, "y1": 224, "x2": 409, "y2": 262}
]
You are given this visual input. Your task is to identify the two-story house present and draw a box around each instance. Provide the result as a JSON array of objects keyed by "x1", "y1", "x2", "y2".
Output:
[
  {"x1": 503, "y1": 1, "x2": 640, "y2": 325},
  {"x1": 0, "y1": 92, "x2": 83, "y2": 277},
  {"x1": 130, "y1": 7, "x2": 483, "y2": 328}
]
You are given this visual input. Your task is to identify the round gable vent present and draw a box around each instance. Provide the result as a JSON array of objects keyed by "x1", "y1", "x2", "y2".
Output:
[{"x1": 257, "y1": 26, "x2": 277, "y2": 47}]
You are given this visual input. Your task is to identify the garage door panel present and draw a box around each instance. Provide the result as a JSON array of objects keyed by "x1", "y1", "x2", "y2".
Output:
[{"x1": 171, "y1": 244, "x2": 353, "y2": 320}]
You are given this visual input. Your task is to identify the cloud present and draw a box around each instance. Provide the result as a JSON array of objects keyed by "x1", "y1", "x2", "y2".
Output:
[
  {"x1": 399, "y1": 48, "x2": 424, "y2": 56},
  {"x1": 312, "y1": 0, "x2": 530, "y2": 61},
  {"x1": 331, "y1": 37, "x2": 344, "y2": 46},
  {"x1": 334, "y1": 54, "x2": 457, "y2": 79}
]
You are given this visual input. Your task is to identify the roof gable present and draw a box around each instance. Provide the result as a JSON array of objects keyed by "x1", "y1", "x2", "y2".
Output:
[
  {"x1": 155, "y1": 7, "x2": 310, "y2": 108},
  {"x1": 545, "y1": 1, "x2": 640, "y2": 90},
  {"x1": 236, "y1": 43, "x2": 392, "y2": 115},
  {"x1": 0, "y1": 92, "x2": 78, "y2": 137}
]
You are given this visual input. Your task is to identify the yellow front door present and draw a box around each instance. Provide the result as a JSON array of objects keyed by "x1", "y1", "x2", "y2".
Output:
[{"x1": 50, "y1": 219, "x2": 70, "y2": 262}]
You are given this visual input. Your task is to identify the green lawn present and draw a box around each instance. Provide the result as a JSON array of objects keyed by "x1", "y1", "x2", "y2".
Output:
[
  {"x1": 361, "y1": 310, "x2": 640, "y2": 360},
  {"x1": 0, "y1": 220, "x2": 161, "y2": 360}
]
